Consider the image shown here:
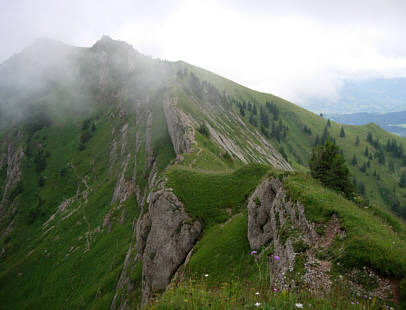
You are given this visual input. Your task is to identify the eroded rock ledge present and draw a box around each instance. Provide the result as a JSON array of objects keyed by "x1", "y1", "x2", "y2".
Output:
[
  {"x1": 247, "y1": 177, "x2": 335, "y2": 290},
  {"x1": 136, "y1": 179, "x2": 201, "y2": 304}
]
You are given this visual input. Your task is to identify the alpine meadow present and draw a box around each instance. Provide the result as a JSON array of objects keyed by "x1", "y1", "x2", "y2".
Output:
[{"x1": 1, "y1": 36, "x2": 406, "y2": 310}]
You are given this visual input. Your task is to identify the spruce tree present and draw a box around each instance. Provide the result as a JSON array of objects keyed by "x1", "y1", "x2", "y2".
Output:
[
  {"x1": 252, "y1": 104, "x2": 258, "y2": 115},
  {"x1": 400, "y1": 171, "x2": 406, "y2": 188},
  {"x1": 355, "y1": 136, "x2": 360, "y2": 146},
  {"x1": 340, "y1": 126, "x2": 345, "y2": 137},
  {"x1": 309, "y1": 137, "x2": 354, "y2": 199},
  {"x1": 351, "y1": 155, "x2": 357, "y2": 166},
  {"x1": 367, "y1": 132, "x2": 373, "y2": 143}
]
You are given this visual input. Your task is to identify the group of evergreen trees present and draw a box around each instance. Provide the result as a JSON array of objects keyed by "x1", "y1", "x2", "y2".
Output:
[
  {"x1": 309, "y1": 138, "x2": 354, "y2": 200},
  {"x1": 233, "y1": 98, "x2": 288, "y2": 142}
]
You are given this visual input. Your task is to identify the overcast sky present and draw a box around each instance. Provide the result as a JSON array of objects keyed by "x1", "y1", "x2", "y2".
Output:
[{"x1": 1, "y1": 0, "x2": 406, "y2": 106}]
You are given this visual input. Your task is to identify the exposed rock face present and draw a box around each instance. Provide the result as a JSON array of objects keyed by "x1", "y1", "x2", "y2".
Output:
[
  {"x1": 0, "y1": 131, "x2": 24, "y2": 220},
  {"x1": 247, "y1": 177, "x2": 317, "y2": 287},
  {"x1": 163, "y1": 97, "x2": 196, "y2": 155},
  {"x1": 136, "y1": 179, "x2": 201, "y2": 304},
  {"x1": 205, "y1": 114, "x2": 292, "y2": 171},
  {"x1": 248, "y1": 177, "x2": 316, "y2": 249}
]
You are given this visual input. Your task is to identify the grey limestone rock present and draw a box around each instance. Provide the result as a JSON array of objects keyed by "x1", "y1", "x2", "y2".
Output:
[{"x1": 136, "y1": 181, "x2": 201, "y2": 304}]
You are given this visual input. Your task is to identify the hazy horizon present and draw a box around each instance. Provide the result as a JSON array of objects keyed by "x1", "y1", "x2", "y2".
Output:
[{"x1": 2, "y1": 0, "x2": 406, "y2": 110}]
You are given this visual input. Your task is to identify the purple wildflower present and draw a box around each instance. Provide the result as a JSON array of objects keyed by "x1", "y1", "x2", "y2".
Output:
[
  {"x1": 274, "y1": 255, "x2": 280, "y2": 261},
  {"x1": 250, "y1": 250, "x2": 257, "y2": 255}
]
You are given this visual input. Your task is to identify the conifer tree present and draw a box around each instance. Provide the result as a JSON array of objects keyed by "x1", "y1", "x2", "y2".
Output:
[
  {"x1": 367, "y1": 132, "x2": 373, "y2": 143},
  {"x1": 340, "y1": 126, "x2": 345, "y2": 137},
  {"x1": 355, "y1": 136, "x2": 360, "y2": 146},
  {"x1": 400, "y1": 171, "x2": 406, "y2": 188},
  {"x1": 260, "y1": 106, "x2": 269, "y2": 128},
  {"x1": 252, "y1": 104, "x2": 258, "y2": 115},
  {"x1": 309, "y1": 137, "x2": 354, "y2": 200},
  {"x1": 351, "y1": 155, "x2": 358, "y2": 166}
]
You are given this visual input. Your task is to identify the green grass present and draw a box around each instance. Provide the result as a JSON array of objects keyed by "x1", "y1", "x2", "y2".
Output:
[
  {"x1": 0, "y1": 111, "x2": 140, "y2": 310},
  {"x1": 186, "y1": 213, "x2": 258, "y2": 282},
  {"x1": 166, "y1": 164, "x2": 269, "y2": 227},
  {"x1": 148, "y1": 278, "x2": 390, "y2": 310},
  {"x1": 282, "y1": 172, "x2": 406, "y2": 279},
  {"x1": 176, "y1": 60, "x2": 406, "y2": 216}
]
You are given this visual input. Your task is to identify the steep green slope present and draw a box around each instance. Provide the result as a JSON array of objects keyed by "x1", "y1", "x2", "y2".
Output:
[
  {"x1": 0, "y1": 37, "x2": 405, "y2": 310},
  {"x1": 173, "y1": 61, "x2": 406, "y2": 217},
  {"x1": 150, "y1": 170, "x2": 406, "y2": 309}
]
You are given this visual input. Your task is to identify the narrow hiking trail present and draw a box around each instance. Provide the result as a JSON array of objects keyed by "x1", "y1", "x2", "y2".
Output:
[{"x1": 189, "y1": 147, "x2": 202, "y2": 168}]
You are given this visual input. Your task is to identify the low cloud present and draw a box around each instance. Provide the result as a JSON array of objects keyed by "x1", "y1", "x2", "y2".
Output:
[{"x1": 1, "y1": 0, "x2": 406, "y2": 108}]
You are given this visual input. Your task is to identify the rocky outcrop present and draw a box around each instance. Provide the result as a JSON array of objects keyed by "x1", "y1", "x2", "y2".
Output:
[
  {"x1": 247, "y1": 177, "x2": 318, "y2": 287},
  {"x1": 136, "y1": 179, "x2": 201, "y2": 304},
  {"x1": 163, "y1": 97, "x2": 196, "y2": 155},
  {"x1": 0, "y1": 131, "x2": 24, "y2": 220},
  {"x1": 193, "y1": 97, "x2": 292, "y2": 170}
]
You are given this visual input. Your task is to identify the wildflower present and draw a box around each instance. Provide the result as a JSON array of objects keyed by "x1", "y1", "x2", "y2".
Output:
[
  {"x1": 351, "y1": 302, "x2": 354, "y2": 305},
  {"x1": 273, "y1": 288, "x2": 278, "y2": 292},
  {"x1": 251, "y1": 250, "x2": 257, "y2": 255},
  {"x1": 204, "y1": 274, "x2": 209, "y2": 278},
  {"x1": 255, "y1": 291, "x2": 260, "y2": 296},
  {"x1": 274, "y1": 255, "x2": 280, "y2": 261},
  {"x1": 254, "y1": 302, "x2": 261, "y2": 307},
  {"x1": 295, "y1": 303, "x2": 303, "y2": 308}
]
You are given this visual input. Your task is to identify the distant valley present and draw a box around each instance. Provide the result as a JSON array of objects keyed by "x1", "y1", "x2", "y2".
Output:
[
  {"x1": 304, "y1": 77, "x2": 406, "y2": 114},
  {"x1": 327, "y1": 110, "x2": 406, "y2": 137}
]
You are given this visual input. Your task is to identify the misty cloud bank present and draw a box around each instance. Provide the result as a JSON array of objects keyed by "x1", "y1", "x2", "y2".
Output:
[
  {"x1": 0, "y1": 36, "x2": 174, "y2": 131},
  {"x1": 1, "y1": 0, "x2": 406, "y2": 111}
]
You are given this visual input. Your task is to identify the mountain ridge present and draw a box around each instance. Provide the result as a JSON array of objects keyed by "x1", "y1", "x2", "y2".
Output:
[{"x1": 0, "y1": 37, "x2": 405, "y2": 309}]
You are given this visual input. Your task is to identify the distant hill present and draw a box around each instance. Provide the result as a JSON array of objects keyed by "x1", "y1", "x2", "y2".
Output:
[
  {"x1": 328, "y1": 110, "x2": 406, "y2": 137},
  {"x1": 304, "y1": 77, "x2": 406, "y2": 114}
]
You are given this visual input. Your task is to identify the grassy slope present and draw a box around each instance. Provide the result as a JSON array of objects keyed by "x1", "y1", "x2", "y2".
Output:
[
  {"x1": 0, "y1": 112, "x2": 130, "y2": 309},
  {"x1": 158, "y1": 64, "x2": 406, "y2": 308},
  {"x1": 0, "y1": 96, "x2": 175, "y2": 309},
  {"x1": 154, "y1": 169, "x2": 406, "y2": 309},
  {"x1": 166, "y1": 164, "x2": 268, "y2": 227},
  {"x1": 174, "y1": 61, "x2": 406, "y2": 215}
]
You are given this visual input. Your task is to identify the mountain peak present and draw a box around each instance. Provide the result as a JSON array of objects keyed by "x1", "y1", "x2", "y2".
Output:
[{"x1": 92, "y1": 35, "x2": 136, "y2": 54}]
